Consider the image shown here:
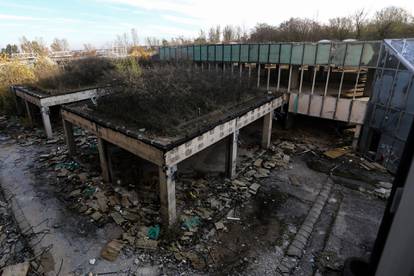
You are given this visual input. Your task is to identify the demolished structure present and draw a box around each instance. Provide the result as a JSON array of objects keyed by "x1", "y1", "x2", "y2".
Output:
[{"x1": 158, "y1": 40, "x2": 414, "y2": 173}]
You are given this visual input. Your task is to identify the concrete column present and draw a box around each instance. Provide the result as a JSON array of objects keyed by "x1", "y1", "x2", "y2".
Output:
[
  {"x1": 24, "y1": 100, "x2": 33, "y2": 127},
  {"x1": 257, "y1": 64, "x2": 261, "y2": 88},
  {"x1": 40, "y1": 106, "x2": 53, "y2": 138},
  {"x1": 290, "y1": 66, "x2": 300, "y2": 91},
  {"x1": 267, "y1": 68, "x2": 271, "y2": 90},
  {"x1": 159, "y1": 165, "x2": 177, "y2": 226},
  {"x1": 97, "y1": 138, "x2": 112, "y2": 183},
  {"x1": 262, "y1": 111, "x2": 274, "y2": 149},
  {"x1": 352, "y1": 124, "x2": 362, "y2": 150},
  {"x1": 225, "y1": 130, "x2": 238, "y2": 179},
  {"x1": 62, "y1": 119, "x2": 76, "y2": 156}
]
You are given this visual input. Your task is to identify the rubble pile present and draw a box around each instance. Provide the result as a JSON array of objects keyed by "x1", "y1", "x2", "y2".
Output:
[{"x1": 0, "y1": 195, "x2": 36, "y2": 275}]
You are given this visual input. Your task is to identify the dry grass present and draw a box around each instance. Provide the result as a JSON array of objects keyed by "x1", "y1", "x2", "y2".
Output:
[{"x1": 93, "y1": 63, "x2": 266, "y2": 136}]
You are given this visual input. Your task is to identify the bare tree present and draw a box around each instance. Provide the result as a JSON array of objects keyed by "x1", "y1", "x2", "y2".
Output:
[
  {"x1": 353, "y1": 9, "x2": 367, "y2": 39},
  {"x1": 50, "y1": 38, "x2": 69, "y2": 52},
  {"x1": 208, "y1": 26, "x2": 221, "y2": 43},
  {"x1": 371, "y1": 6, "x2": 413, "y2": 38},
  {"x1": 328, "y1": 17, "x2": 354, "y2": 40},
  {"x1": 194, "y1": 30, "x2": 207, "y2": 44},
  {"x1": 19, "y1": 36, "x2": 48, "y2": 55},
  {"x1": 223, "y1": 25, "x2": 235, "y2": 43}
]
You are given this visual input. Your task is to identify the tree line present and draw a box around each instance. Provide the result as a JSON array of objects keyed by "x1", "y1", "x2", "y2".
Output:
[
  {"x1": 165, "y1": 6, "x2": 414, "y2": 45},
  {"x1": 1, "y1": 5, "x2": 414, "y2": 56}
]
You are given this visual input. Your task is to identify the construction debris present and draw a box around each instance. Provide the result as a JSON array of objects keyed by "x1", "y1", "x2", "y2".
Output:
[
  {"x1": 1, "y1": 262, "x2": 30, "y2": 276},
  {"x1": 101, "y1": 240, "x2": 124, "y2": 262},
  {"x1": 323, "y1": 147, "x2": 350, "y2": 159}
]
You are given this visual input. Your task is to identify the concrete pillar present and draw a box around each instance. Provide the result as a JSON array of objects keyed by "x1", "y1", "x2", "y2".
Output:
[
  {"x1": 40, "y1": 106, "x2": 53, "y2": 138},
  {"x1": 97, "y1": 138, "x2": 112, "y2": 183},
  {"x1": 262, "y1": 111, "x2": 274, "y2": 149},
  {"x1": 267, "y1": 68, "x2": 271, "y2": 90},
  {"x1": 352, "y1": 124, "x2": 362, "y2": 150},
  {"x1": 62, "y1": 119, "x2": 76, "y2": 156},
  {"x1": 159, "y1": 165, "x2": 177, "y2": 226},
  {"x1": 290, "y1": 66, "x2": 300, "y2": 91},
  {"x1": 257, "y1": 64, "x2": 261, "y2": 88},
  {"x1": 24, "y1": 100, "x2": 33, "y2": 127},
  {"x1": 225, "y1": 130, "x2": 238, "y2": 179}
]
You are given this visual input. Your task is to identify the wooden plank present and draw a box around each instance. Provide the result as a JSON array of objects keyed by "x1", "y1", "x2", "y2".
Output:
[{"x1": 61, "y1": 110, "x2": 164, "y2": 166}]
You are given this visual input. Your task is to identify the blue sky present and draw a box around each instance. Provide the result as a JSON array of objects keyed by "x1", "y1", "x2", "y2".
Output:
[{"x1": 1, "y1": 0, "x2": 413, "y2": 50}]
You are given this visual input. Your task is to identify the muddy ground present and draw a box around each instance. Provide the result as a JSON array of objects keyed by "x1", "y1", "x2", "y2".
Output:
[{"x1": 0, "y1": 114, "x2": 392, "y2": 275}]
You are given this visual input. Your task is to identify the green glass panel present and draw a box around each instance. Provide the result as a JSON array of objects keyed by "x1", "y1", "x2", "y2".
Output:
[
  {"x1": 345, "y1": 44, "x2": 363, "y2": 66},
  {"x1": 280, "y1": 44, "x2": 292, "y2": 64},
  {"x1": 188, "y1": 46, "x2": 194, "y2": 60},
  {"x1": 223, "y1": 45, "x2": 231, "y2": 62},
  {"x1": 201, "y1": 45, "x2": 207, "y2": 61},
  {"x1": 291, "y1": 44, "x2": 304, "y2": 64},
  {"x1": 170, "y1": 47, "x2": 176, "y2": 60},
  {"x1": 215, "y1": 45, "x2": 223, "y2": 61},
  {"x1": 259, "y1": 44, "x2": 269, "y2": 63},
  {"x1": 231, "y1": 44, "x2": 240, "y2": 62},
  {"x1": 208, "y1": 45, "x2": 215, "y2": 61},
  {"x1": 249, "y1": 44, "x2": 259, "y2": 62},
  {"x1": 331, "y1": 43, "x2": 346, "y2": 66},
  {"x1": 165, "y1": 47, "x2": 170, "y2": 60},
  {"x1": 268, "y1": 44, "x2": 280, "y2": 63},
  {"x1": 159, "y1": 47, "x2": 165, "y2": 60},
  {"x1": 316, "y1": 43, "x2": 330, "y2": 64},
  {"x1": 361, "y1": 42, "x2": 382, "y2": 67},
  {"x1": 303, "y1": 44, "x2": 317, "y2": 65},
  {"x1": 240, "y1": 44, "x2": 249, "y2": 62},
  {"x1": 194, "y1": 45, "x2": 201, "y2": 61}
]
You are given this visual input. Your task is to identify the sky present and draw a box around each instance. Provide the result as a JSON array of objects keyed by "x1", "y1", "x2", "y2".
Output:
[{"x1": 0, "y1": 0, "x2": 413, "y2": 50}]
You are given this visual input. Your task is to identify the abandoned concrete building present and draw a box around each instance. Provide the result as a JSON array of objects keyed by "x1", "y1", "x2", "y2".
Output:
[
  {"x1": 159, "y1": 39, "x2": 414, "y2": 173},
  {"x1": 1, "y1": 38, "x2": 413, "y2": 275}
]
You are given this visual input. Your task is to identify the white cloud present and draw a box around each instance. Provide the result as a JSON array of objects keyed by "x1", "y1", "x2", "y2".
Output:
[
  {"x1": 0, "y1": 14, "x2": 44, "y2": 21},
  {"x1": 100, "y1": 0, "x2": 414, "y2": 30}
]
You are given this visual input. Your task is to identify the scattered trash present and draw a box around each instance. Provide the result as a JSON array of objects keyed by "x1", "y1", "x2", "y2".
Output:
[
  {"x1": 147, "y1": 225, "x2": 160, "y2": 240},
  {"x1": 89, "y1": 258, "x2": 96, "y2": 265},
  {"x1": 182, "y1": 216, "x2": 200, "y2": 231}
]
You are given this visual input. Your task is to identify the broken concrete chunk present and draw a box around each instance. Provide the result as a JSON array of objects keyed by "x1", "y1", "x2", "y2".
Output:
[
  {"x1": 254, "y1": 168, "x2": 270, "y2": 178},
  {"x1": 377, "y1": 181, "x2": 392, "y2": 189},
  {"x1": 1, "y1": 262, "x2": 29, "y2": 276},
  {"x1": 91, "y1": 211, "x2": 102, "y2": 221},
  {"x1": 244, "y1": 169, "x2": 256, "y2": 178},
  {"x1": 110, "y1": 212, "x2": 125, "y2": 225},
  {"x1": 253, "y1": 158, "x2": 263, "y2": 167},
  {"x1": 135, "y1": 238, "x2": 158, "y2": 250},
  {"x1": 101, "y1": 239, "x2": 124, "y2": 261},
  {"x1": 214, "y1": 221, "x2": 225, "y2": 230},
  {"x1": 249, "y1": 183, "x2": 261, "y2": 195},
  {"x1": 122, "y1": 232, "x2": 136, "y2": 245}
]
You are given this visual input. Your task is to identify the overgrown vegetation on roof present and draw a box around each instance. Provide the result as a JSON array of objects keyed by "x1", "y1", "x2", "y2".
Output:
[{"x1": 93, "y1": 63, "x2": 267, "y2": 136}]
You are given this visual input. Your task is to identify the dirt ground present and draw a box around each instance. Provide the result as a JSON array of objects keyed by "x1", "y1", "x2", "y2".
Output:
[{"x1": 0, "y1": 114, "x2": 392, "y2": 275}]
